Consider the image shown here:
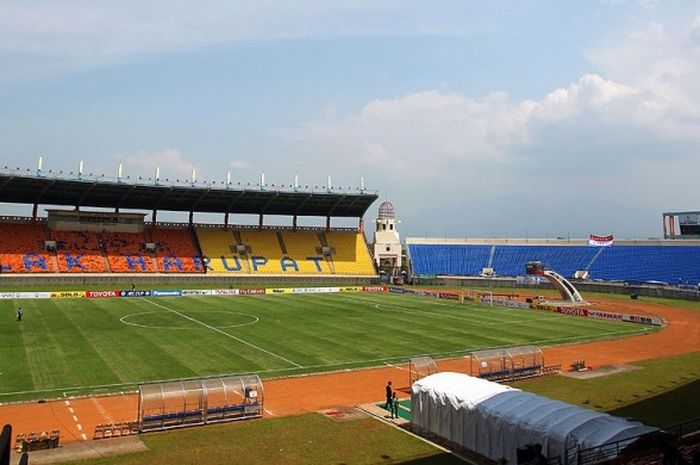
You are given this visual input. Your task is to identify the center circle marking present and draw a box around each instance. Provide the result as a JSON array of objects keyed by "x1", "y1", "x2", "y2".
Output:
[{"x1": 119, "y1": 310, "x2": 259, "y2": 330}]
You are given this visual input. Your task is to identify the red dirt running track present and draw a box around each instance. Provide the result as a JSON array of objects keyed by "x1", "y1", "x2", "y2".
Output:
[{"x1": 2, "y1": 296, "x2": 699, "y2": 444}]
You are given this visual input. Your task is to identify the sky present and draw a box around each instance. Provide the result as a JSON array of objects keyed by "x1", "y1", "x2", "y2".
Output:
[{"x1": 1, "y1": 0, "x2": 699, "y2": 238}]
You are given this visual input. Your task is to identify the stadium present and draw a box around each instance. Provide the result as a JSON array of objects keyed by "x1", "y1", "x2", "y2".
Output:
[
  {"x1": 0, "y1": 165, "x2": 699, "y2": 465},
  {"x1": 3, "y1": 3, "x2": 700, "y2": 464}
]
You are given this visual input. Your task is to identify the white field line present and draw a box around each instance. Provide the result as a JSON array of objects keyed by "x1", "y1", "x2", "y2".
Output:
[
  {"x1": 142, "y1": 298, "x2": 302, "y2": 368},
  {"x1": 384, "y1": 362, "x2": 409, "y2": 372},
  {"x1": 0, "y1": 327, "x2": 646, "y2": 399},
  {"x1": 63, "y1": 393, "x2": 87, "y2": 441},
  {"x1": 119, "y1": 310, "x2": 259, "y2": 330}
]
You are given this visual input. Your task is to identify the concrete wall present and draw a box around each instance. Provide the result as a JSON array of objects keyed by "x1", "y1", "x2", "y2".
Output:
[
  {"x1": 0, "y1": 274, "x2": 377, "y2": 288},
  {"x1": 431, "y1": 276, "x2": 700, "y2": 302}
]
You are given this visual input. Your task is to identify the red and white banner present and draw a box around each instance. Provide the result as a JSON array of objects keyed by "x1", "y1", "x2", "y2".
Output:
[
  {"x1": 86, "y1": 290, "x2": 119, "y2": 298},
  {"x1": 589, "y1": 234, "x2": 614, "y2": 247}
]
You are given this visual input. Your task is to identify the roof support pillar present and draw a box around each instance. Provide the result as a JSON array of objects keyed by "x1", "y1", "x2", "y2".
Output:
[
  {"x1": 359, "y1": 218, "x2": 364, "y2": 233},
  {"x1": 152, "y1": 210, "x2": 157, "y2": 225},
  {"x1": 293, "y1": 215, "x2": 298, "y2": 232},
  {"x1": 189, "y1": 211, "x2": 194, "y2": 226},
  {"x1": 326, "y1": 216, "x2": 331, "y2": 232},
  {"x1": 224, "y1": 212, "x2": 229, "y2": 230},
  {"x1": 32, "y1": 203, "x2": 38, "y2": 221},
  {"x1": 258, "y1": 214, "x2": 264, "y2": 230}
]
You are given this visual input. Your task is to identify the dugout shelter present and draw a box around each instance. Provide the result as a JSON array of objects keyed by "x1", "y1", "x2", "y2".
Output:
[
  {"x1": 408, "y1": 356, "x2": 438, "y2": 385},
  {"x1": 138, "y1": 375, "x2": 263, "y2": 432},
  {"x1": 468, "y1": 345, "x2": 551, "y2": 381}
]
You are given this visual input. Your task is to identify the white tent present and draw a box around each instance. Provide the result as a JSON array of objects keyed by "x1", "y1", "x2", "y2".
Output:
[{"x1": 411, "y1": 372, "x2": 656, "y2": 464}]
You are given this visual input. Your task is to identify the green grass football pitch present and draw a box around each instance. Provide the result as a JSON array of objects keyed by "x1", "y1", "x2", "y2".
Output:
[{"x1": 0, "y1": 292, "x2": 647, "y2": 402}]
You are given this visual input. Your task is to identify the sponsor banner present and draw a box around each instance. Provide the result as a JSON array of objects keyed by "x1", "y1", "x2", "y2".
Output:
[
  {"x1": 239, "y1": 288, "x2": 266, "y2": 296},
  {"x1": 13, "y1": 291, "x2": 52, "y2": 299},
  {"x1": 86, "y1": 290, "x2": 120, "y2": 298},
  {"x1": 415, "y1": 290, "x2": 439, "y2": 298},
  {"x1": 622, "y1": 314, "x2": 663, "y2": 326},
  {"x1": 50, "y1": 291, "x2": 86, "y2": 299},
  {"x1": 531, "y1": 303, "x2": 556, "y2": 312},
  {"x1": 119, "y1": 290, "x2": 152, "y2": 297},
  {"x1": 151, "y1": 290, "x2": 183, "y2": 297},
  {"x1": 556, "y1": 306, "x2": 589, "y2": 317},
  {"x1": 588, "y1": 310, "x2": 623, "y2": 321},
  {"x1": 389, "y1": 287, "x2": 406, "y2": 294},
  {"x1": 438, "y1": 292, "x2": 460, "y2": 301},
  {"x1": 291, "y1": 287, "x2": 339, "y2": 294},
  {"x1": 489, "y1": 298, "x2": 530, "y2": 309},
  {"x1": 182, "y1": 289, "x2": 213, "y2": 296},
  {"x1": 589, "y1": 234, "x2": 614, "y2": 247},
  {"x1": 0, "y1": 292, "x2": 15, "y2": 299},
  {"x1": 267, "y1": 288, "x2": 291, "y2": 294},
  {"x1": 212, "y1": 289, "x2": 240, "y2": 296},
  {"x1": 363, "y1": 286, "x2": 387, "y2": 293},
  {"x1": 340, "y1": 286, "x2": 362, "y2": 292}
]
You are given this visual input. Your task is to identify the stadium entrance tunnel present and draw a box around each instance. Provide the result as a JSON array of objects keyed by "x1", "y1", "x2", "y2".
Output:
[{"x1": 138, "y1": 375, "x2": 264, "y2": 433}]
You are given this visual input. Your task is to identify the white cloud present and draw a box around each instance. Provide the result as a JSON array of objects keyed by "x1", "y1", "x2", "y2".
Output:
[
  {"x1": 229, "y1": 159, "x2": 253, "y2": 171},
  {"x1": 275, "y1": 11, "x2": 700, "y2": 237},
  {"x1": 0, "y1": 1, "x2": 475, "y2": 80},
  {"x1": 586, "y1": 17, "x2": 700, "y2": 137},
  {"x1": 117, "y1": 148, "x2": 195, "y2": 180},
  {"x1": 279, "y1": 73, "x2": 673, "y2": 180}
]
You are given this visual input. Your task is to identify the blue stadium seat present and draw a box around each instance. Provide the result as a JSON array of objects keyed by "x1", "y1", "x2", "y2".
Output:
[{"x1": 408, "y1": 243, "x2": 700, "y2": 284}]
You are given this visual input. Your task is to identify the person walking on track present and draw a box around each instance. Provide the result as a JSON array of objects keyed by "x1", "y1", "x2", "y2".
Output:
[{"x1": 17, "y1": 307, "x2": 23, "y2": 322}]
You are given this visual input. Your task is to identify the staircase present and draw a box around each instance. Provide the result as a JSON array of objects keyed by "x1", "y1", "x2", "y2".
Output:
[
  {"x1": 317, "y1": 232, "x2": 336, "y2": 274},
  {"x1": 232, "y1": 230, "x2": 252, "y2": 273}
]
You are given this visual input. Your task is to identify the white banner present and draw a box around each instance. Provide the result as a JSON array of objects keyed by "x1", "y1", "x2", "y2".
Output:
[
  {"x1": 13, "y1": 291, "x2": 52, "y2": 299},
  {"x1": 212, "y1": 289, "x2": 240, "y2": 296},
  {"x1": 589, "y1": 234, "x2": 614, "y2": 246},
  {"x1": 182, "y1": 289, "x2": 213, "y2": 296},
  {"x1": 291, "y1": 287, "x2": 339, "y2": 294}
]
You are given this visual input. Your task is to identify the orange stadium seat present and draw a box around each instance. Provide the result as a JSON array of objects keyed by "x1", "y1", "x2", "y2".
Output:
[
  {"x1": 102, "y1": 232, "x2": 157, "y2": 273},
  {"x1": 151, "y1": 227, "x2": 203, "y2": 273},
  {"x1": 0, "y1": 222, "x2": 56, "y2": 273},
  {"x1": 51, "y1": 230, "x2": 108, "y2": 273}
]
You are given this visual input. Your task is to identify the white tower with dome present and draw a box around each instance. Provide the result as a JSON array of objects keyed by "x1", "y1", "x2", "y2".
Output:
[{"x1": 372, "y1": 201, "x2": 402, "y2": 271}]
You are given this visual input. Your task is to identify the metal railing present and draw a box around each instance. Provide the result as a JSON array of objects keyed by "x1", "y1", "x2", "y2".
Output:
[{"x1": 0, "y1": 166, "x2": 379, "y2": 196}]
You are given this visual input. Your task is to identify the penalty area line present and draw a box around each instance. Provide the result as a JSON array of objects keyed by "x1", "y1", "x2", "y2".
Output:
[{"x1": 142, "y1": 298, "x2": 303, "y2": 368}]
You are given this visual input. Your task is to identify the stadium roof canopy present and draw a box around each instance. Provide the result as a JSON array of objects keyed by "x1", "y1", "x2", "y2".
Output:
[{"x1": 0, "y1": 172, "x2": 378, "y2": 217}]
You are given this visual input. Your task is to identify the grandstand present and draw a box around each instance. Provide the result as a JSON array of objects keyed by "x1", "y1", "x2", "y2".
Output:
[
  {"x1": 0, "y1": 171, "x2": 378, "y2": 279},
  {"x1": 407, "y1": 238, "x2": 700, "y2": 285}
]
